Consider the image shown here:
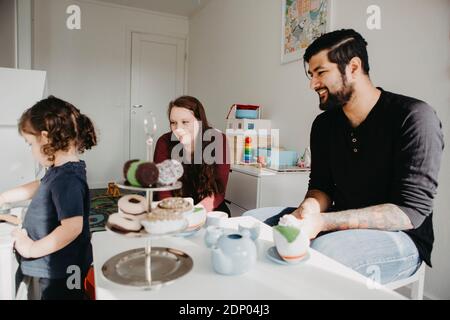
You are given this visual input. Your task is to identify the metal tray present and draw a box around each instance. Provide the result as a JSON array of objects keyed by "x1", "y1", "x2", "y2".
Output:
[{"x1": 102, "y1": 247, "x2": 193, "y2": 289}]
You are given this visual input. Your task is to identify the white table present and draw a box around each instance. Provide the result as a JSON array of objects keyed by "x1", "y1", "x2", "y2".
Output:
[
  {"x1": 0, "y1": 208, "x2": 23, "y2": 300},
  {"x1": 92, "y1": 216, "x2": 405, "y2": 300}
]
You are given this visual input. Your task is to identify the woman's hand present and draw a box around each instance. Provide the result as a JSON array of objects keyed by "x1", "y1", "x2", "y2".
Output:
[
  {"x1": 173, "y1": 128, "x2": 192, "y2": 146},
  {"x1": 12, "y1": 228, "x2": 35, "y2": 258}
]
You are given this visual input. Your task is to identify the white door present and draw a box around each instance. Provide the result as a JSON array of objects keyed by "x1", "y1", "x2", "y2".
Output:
[{"x1": 129, "y1": 32, "x2": 186, "y2": 161}]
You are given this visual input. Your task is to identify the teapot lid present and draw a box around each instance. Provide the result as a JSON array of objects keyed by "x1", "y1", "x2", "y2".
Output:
[{"x1": 217, "y1": 233, "x2": 254, "y2": 253}]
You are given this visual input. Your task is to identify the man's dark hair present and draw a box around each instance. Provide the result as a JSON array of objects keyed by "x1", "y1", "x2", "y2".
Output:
[{"x1": 303, "y1": 29, "x2": 370, "y2": 77}]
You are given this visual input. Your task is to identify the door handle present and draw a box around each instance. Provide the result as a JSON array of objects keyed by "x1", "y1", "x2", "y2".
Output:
[{"x1": 131, "y1": 105, "x2": 143, "y2": 115}]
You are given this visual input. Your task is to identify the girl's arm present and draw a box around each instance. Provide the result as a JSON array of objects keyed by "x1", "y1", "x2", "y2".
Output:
[
  {"x1": 0, "y1": 180, "x2": 40, "y2": 205},
  {"x1": 12, "y1": 216, "x2": 83, "y2": 259}
]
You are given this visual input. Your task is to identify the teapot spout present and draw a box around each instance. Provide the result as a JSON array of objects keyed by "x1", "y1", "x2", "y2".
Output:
[{"x1": 211, "y1": 246, "x2": 232, "y2": 275}]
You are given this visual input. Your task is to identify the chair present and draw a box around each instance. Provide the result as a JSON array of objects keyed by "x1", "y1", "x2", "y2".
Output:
[
  {"x1": 243, "y1": 207, "x2": 286, "y2": 222},
  {"x1": 386, "y1": 263, "x2": 425, "y2": 300},
  {"x1": 84, "y1": 266, "x2": 96, "y2": 300},
  {"x1": 243, "y1": 207, "x2": 426, "y2": 300}
]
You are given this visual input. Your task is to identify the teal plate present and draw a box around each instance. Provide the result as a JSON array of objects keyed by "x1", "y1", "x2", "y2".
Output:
[{"x1": 266, "y1": 246, "x2": 310, "y2": 265}]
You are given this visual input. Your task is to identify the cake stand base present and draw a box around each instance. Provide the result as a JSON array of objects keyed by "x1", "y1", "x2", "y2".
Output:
[{"x1": 101, "y1": 247, "x2": 193, "y2": 289}]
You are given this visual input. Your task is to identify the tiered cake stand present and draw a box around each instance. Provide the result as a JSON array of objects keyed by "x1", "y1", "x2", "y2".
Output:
[{"x1": 102, "y1": 181, "x2": 194, "y2": 290}]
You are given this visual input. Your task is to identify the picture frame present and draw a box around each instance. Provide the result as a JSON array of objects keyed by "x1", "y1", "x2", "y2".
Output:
[{"x1": 281, "y1": 0, "x2": 333, "y2": 64}]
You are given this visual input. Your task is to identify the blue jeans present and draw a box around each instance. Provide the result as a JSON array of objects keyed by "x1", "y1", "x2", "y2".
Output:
[{"x1": 264, "y1": 207, "x2": 422, "y2": 285}]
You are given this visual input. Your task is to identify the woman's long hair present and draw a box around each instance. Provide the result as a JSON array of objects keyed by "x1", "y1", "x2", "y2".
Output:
[{"x1": 167, "y1": 96, "x2": 223, "y2": 201}]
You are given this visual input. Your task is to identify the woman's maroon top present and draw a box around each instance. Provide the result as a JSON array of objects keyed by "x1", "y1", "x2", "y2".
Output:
[{"x1": 154, "y1": 131, "x2": 230, "y2": 212}]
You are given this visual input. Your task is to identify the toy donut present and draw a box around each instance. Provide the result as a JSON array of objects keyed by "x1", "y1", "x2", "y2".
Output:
[
  {"x1": 118, "y1": 195, "x2": 147, "y2": 215},
  {"x1": 157, "y1": 197, "x2": 192, "y2": 212},
  {"x1": 157, "y1": 159, "x2": 184, "y2": 185},
  {"x1": 124, "y1": 160, "x2": 159, "y2": 187},
  {"x1": 108, "y1": 213, "x2": 142, "y2": 232}
]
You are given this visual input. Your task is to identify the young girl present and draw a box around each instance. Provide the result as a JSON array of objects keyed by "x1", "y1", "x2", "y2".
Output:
[
  {"x1": 154, "y1": 96, "x2": 230, "y2": 214},
  {"x1": 0, "y1": 96, "x2": 97, "y2": 300}
]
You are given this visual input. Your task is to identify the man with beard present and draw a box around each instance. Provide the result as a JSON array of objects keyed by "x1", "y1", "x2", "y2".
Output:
[{"x1": 264, "y1": 29, "x2": 444, "y2": 284}]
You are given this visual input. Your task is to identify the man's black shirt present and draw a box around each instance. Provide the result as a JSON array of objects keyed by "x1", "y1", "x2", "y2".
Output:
[{"x1": 309, "y1": 89, "x2": 444, "y2": 266}]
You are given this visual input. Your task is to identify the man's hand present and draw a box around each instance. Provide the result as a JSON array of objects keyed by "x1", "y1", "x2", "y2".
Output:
[
  {"x1": 12, "y1": 228, "x2": 34, "y2": 258},
  {"x1": 291, "y1": 203, "x2": 317, "y2": 220},
  {"x1": 291, "y1": 205, "x2": 325, "y2": 240}
]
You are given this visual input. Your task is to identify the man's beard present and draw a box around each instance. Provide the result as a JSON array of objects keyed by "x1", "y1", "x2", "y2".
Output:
[{"x1": 319, "y1": 75, "x2": 354, "y2": 111}]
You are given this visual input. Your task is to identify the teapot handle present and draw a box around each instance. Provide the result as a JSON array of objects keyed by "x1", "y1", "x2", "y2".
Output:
[{"x1": 240, "y1": 229, "x2": 252, "y2": 239}]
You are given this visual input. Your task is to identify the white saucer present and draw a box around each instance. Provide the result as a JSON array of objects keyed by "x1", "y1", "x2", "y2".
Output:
[
  {"x1": 176, "y1": 229, "x2": 200, "y2": 238},
  {"x1": 265, "y1": 246, "x2": 310, "y2": 265},
  {"x1": 175, "y1": 224, "x2": 204, "y2": 237}
]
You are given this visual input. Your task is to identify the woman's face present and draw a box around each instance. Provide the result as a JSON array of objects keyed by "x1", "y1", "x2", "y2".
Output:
[
  {"x1": 169, "y1": 106, "x2": 200, "y2": 147},
  {"x1": 22, "y1": 132, "x2": 53, "y2": 167}
]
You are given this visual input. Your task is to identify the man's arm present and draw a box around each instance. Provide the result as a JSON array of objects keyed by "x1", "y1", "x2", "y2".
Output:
[
  {"x1": 299, "y1": 115, "x2": 335, "y2": 219},
  {"x1": 322, "y1": 204, "x2": 414, "y2": 232},
  {"x1": 296, "y1": 203, "x2": 414, "y2": 240}
]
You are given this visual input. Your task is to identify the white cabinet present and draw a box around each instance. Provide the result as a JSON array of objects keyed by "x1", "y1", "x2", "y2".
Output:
[
  {"x1": 226, "y1": 169, "x2": 259, "y2": 212},
  {"x1": 225, "y1": 165, "x2": 310, "y2": 217}
]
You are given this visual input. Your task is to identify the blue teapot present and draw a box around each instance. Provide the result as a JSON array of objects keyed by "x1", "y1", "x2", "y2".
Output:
[{"x1": 211, "y1": 231, "x2": 257, "y2": 275}]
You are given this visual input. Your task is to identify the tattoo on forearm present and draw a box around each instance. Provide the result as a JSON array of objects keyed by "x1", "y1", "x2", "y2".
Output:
[{"x1": 323, "y1": 204, "x2": 413, "y2": 232}]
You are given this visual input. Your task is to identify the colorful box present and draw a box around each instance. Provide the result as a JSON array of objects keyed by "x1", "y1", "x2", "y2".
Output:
[
  {"x1": 270, "y1": 149, "x2": 299, "y2": 167},
  {"x1": 226, "y1": 119, "x2": 271, "y2": 131}
]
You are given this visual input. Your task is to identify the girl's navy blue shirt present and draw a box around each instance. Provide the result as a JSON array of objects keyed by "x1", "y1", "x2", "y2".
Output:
[{"x1": 20, "y1": 161, "x2": 92, "y2": 279}]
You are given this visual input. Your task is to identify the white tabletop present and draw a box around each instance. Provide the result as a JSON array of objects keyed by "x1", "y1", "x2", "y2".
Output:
[
  {"x1": 92, "y1": 216, "x2": 404, "y2": 300},
  {"x1": 0, "y1": 207, "x2": 23, "y2": 249},
  {"x1": 0, "y1": 207, "x2": 23, "y2": 300}
]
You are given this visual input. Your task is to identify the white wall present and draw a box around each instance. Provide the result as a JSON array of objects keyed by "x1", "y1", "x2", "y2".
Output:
[
  {"x1": 0, "y1": 0, "x2": 33, "y2": 69},
  {"x1": 33, "y1": 0, "x2": 189, "y2": 188},
  {"x1": 0, "y1": 0, "x2": 17, "y2": 68},
  {"x1": 17, "y1": 0, "x2": 32, "y2": 69},
  {"x1": 188, "y1": 0, "x2": 450, "y2": 299},
  {"x1": 189, "y1": 0, "x2": 317, "y2": 153}
]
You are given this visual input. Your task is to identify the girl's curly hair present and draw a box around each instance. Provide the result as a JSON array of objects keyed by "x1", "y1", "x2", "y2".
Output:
[{"x1": 18, "y1": 95, "x2": 97, "y2": 162}]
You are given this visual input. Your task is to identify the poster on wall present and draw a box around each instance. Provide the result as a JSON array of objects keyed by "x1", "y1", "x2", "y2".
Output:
[{"x1": 281, "y1": 0, "x2": 332, "y2": 64}]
